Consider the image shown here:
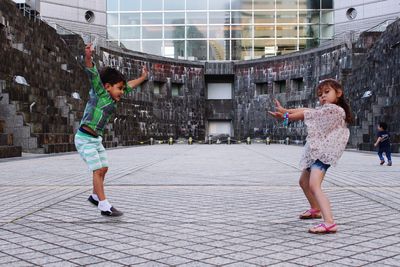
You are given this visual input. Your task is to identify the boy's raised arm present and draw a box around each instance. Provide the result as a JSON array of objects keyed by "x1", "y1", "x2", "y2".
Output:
[{"x1": 127, "y1": 66, "x2": 148, "y2": 89}]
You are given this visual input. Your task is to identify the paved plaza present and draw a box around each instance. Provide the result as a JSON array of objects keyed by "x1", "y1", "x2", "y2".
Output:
[{"x1": 0, "y1": 144, "x2": 399, "y2": 266}]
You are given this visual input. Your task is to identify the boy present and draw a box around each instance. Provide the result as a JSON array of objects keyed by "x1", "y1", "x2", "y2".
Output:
[
  {"x1": 374, "y1": 122, "x2": 392, "y2": 166},
  {"x1": 74, "y1": 44, "x2": 148, "y2": 216}
]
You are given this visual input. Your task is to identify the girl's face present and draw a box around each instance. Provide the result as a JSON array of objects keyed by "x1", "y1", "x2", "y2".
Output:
[{"x1": 318, "y1": 86, "x2": 342, "y2": 105}]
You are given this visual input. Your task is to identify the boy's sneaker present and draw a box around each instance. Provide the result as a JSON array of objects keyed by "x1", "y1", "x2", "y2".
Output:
[
  {"x1": 387, "y1": 161, "x2": 392, "y2": 166},
  {"x1": 380, "y1": 160, "x2": 385, "y2": 165},
  {"x1": 101, "y1": 206, "x2": 123, "y2": 217},
  {"x1": 88, "y1": 195, "x2": 99, "y2": 206}
]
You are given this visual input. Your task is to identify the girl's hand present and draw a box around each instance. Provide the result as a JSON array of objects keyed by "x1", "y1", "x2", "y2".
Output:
[
  {"x1": 268, "y1": 111, "x2": 284, "y2": 120},
  {"x1": 274, "y1": 99, "x2": 287, "y2": 114}
]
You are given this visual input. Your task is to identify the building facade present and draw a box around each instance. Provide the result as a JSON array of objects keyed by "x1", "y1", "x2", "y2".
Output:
[{"x1": 106, "y1": 0, "x2": 334, "y2": 61}]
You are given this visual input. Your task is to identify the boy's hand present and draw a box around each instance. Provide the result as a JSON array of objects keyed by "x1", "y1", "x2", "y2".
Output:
[{"x1": 141, "y1": 65, "x2": 148, "y2": 80}]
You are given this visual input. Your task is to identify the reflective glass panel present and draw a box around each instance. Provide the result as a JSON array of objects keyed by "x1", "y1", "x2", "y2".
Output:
[
  {"x1": 187, "y1": 40, "x2": 207, "y2": 60},
  {"x1": 209, "y1": 25, "x2": 230, "y2": 38},
  {"x1": 231, "y1": 0, "x2": 252, "y2": 10},
  {"x1": 254, "y1": 25, "x2": 274, "y2": 38},
  {"x1": 209, "y1": 0, "x2": 230, "y2": 10},
  {"x1": 254, "y1": 11, "x2": 274, "y2": 24},
  {"x1": 299, "y1": 11, "x2": 320, "y2": 23},
  {"x1": 320, "y1": 24, "x2": 333, "y2": 38},
  {"x1": 187, "y1": 26, "x2": 207, "y2": 38},
  {"x1": 142, "y1": 40, "x2": 163, "y2": 55},
  {"x1": 120, "y1": 13, "x2": 140, "y2": 25},
  {"x1": 187, "y1": 12, "x2": 207, "y2": 24},
  {"x1": 276, "y1": 39, "x2": 297, "y2": 55},
  {"x1": 298, "y1": 25, "x2": 314, "y2": 37},
  {"x1": 164, "y1": 0, "x2": 185, "y2": 10},
  {"x1": 231, "y1": 25, "x2": 252, "y2": 38},
  {"x1": 276, "y1": 11, "x2": 297, "y2": 23},
  {"x1": 298, "y1": 0, "x2": 307, "y2": 9},
  {"x1": 231, "y1": 39, "x2": 252, "y2": 60},
  {"x1": 120, "y1": 0, "x2": 139, "y2": 11},
  {"x1": 231, "y1": 11, "x2": 252, "y2": 24},
  {"x1": 321, "y1": 11, "x2": 333, "y2": 24},
  {"x1": 107, "y1": 26, "x2": 118, "y2": 39},
  {"x1": 322, "y1": 0, "x2": 333, "y2": 9},
  {"x1": 187, "y1": 0, "x2": 207, "y2": 10},
  {"x1": 254, "y1": 0, "x2": 274, "y2": 9},
  {"x1": 209, "y1": 39, "x2": 230, "y2": 60},
  {"x1": 142, "y1": 12, "x2": 162, "y2": 24},
  {"x1": 120, "y1": 26, "x2": 140, "y2": 39},
  {"x1": 164, "y1": 12, "x2": 185, "y2": 24},
  {"x1": 209, "y1": 11, "x2": 231, "y2": 24},
  {"x1": 142, "y1": 26, "x2": 162, "y2": 39},
  {"x1": 107, "y1": 13, "x2": 118, "y2": 25},
  {"x1": 142, "y1": 0, "x2": 162, "y2": 11},
  {"x1": 254, "y1": 39, "x2": 276, "y2": 58},
  {"x1": 276, "y1": 25, "x2": 297, "y2": 38},
  {"x1": 164, "y1": 40, "x2": 184, "y2": 58},
  {"x1": 165, "y1": 26, "x2": 185, "y2": 39},
  {"x1": 276, "y1": 0, "x2": 298, "y2": 9},
  {"x1": 107, "y1": 0, "x2": 118, "y2": 11},
  {"x1": 122, "y1": 41, "x2": 140, "y2": 51}
]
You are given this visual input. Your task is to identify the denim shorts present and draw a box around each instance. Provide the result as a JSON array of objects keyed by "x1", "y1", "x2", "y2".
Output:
[{"x1": 306, "y1": 159, "x2": 331, "y2": 173}]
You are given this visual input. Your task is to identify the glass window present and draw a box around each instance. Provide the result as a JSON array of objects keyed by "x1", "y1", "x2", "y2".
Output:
[
  {"x1": 122, "y1": 40, "x2": 140, "y2": 51},
  {"x1": 143, "y1": 40, "x2": 163, "y2": 55},
  {"x1": 254, "y1": 11, "x2": 274, "y2": 24},
  {"x1": 276, "y1": 0, "x2": 298, "y2": 9},
  {"x1": 231, "y1": 39, "x2": 252, "y2": 60},
  {"x1": 142, "y1": 0, "x2": 162, "y2": 11},
  {"x1": 120, "y1": 26, "x2": 140, "y2": 39},
  {"x1": 164, "y1": 0, "x2": 185, "y2": 10},
  {"x1": 321, "y1": 11, "x2": 333, "y2": 24},
  {"x1": 107, "y1": 26, "x2": 118, "y2": 39},
  {"x1": 209, "y1": 11, "x2": 230, "y2": 24},
  {"x1": 231, "y1": 11, "x2": 252, "y2": 24},
  {"x1": 231, "y1": 25, "x2": 252, "y2": 38},
  {"x1": 209, "y1": 0, "x2": 230, "y2": 10},
  {"x1": 298, "y1": 0, "x2": 308, "y2": 9},
  {"x1": 209, "y1": 25, "x2": 230, "y2": 38},
  {"x1": 107, "y1": 13, "x2": 118, "y2": 25},
  {"x1": 299, "y1": 11, "x2": 320, "y2": 24},
  {"x1": 231, "y1": 0, "x2": 252, "y2": 10},
  {"x1": 276, "y1": 39, "x2": 297, "y2": 55},
  {"x1": 120, "y1": 13, "x2": 140, "y2": 25},
  {"x1": 120, "y1": 0, "x2": 139, "y2": 11},
  {"x1": 308, "y1": 1, "x2": 320, "y2": 9},
  {"x1": 322, "y1": 0, "x2": 333, "y2": 9},
  {"x1": 255, "y1": 25, "x2": 274, "y2": 38},
  {"x1": 320, "y1": 24, "x2": 333, "y2": 39},
  {"x1": 276, "y1": 11, "x2": 297, "y2": 24},
  {"x1": 187, "y1": 26, "x2": 207, "y2": 38},
  {"x1": 254, "y1": 39, "x2": 276, "y2": 58},
  {"x1": 107, "y1": 0, "x2": 118, "y2": 11},
  {"x1": 187, "y1": 12, "x2": 207, "y2": 24},
  {"x1": 254, "y1": 0, "x2": 274, "y2": 9},
  {"x1": 164, "y1": 40, "x2": 184, "y2": 58},
  {"x1": 276, "y1": 25, "x2": 297, "y2": 38},
  {"x1": 165, "y1": 26, "x2": 185, "y2": 39},
  {"x1": 209, "y1": 39, "x2": 230, "y2": 60},
  {"x1": 298, "y1": 25, "x2": 314, "y2": 38},
  {"x1": 142, "y1": 12, "x2": 162, "y2": 24},
  {"x1": 187, "y1": 40, "x2": 207, "y2": 60},
  {"x1": 164, "y1": 12, "x2": 185, "y2": 24},
  {"x1": 142, "y1": 26, "x2": 162, "y2": 39},
  {"x1": 187, "y1": 0, "x2": 207, "y2": 10}
]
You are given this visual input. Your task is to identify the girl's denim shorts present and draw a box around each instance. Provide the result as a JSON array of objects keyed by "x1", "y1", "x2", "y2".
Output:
[{"x1": 306, "y1": 159, "x2": 331, "y2": 173}]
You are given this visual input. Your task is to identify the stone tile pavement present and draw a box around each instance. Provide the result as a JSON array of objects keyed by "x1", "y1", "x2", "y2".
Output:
[{"x1": 0, "y1": 144, "x2": 399, "y2": 266}]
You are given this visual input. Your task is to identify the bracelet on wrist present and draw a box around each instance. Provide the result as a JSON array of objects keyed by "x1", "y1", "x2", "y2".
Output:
[{"x1": 283, "y1": 112, "x2": 289, "y2": 127}]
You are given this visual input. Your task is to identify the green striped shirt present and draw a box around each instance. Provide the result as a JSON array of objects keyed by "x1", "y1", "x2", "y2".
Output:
[{"x1": 80, "y1": 65, "x2": 133, "y2": 136}]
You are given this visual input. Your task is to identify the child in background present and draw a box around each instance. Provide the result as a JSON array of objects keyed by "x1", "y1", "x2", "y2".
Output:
[
  {"x1": 269, "y1": 79, "x2": 353, "y2": 234},
  {"x1": 75, "y1": 44, "x2": 148, "y2": 217},
  {"x1": 374, "y1": 122, "x2": 392, "y2": 166}
]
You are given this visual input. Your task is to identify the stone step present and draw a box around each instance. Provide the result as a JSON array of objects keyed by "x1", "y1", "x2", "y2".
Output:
[
  {"x1": 0, "y1": 145, "x2": 22, "y2": 158},
  {"x1": 0, "y1": 133, "x2": 13, "y2": 146},
  {"x1": 0, "y1": 92, "x2": 9, "y2": 104},
  {"x1": 43, "y1": 143, "x2": 76, "y2": 154}
]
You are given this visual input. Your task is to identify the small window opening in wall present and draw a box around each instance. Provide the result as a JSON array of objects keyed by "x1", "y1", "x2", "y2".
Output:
[
  {"x1": 346, "y1": 8, "x2": 357, "y2": 20},
  {"x1": 85, "y1": 10, "x2": 95, "y2": 23},
  {"x1": 291, "y1": 78, "x2": 304, "y2": 91},
  {"x1": 153, "y1": 81, "x2": 165, "y2": 95},
  {"x1": 273, "y1": 80, "x2": 286, "y2": 94},
  {"x1": 255, "y1": 83, "x2": 268, "y2": 96},
  {"x1": 171, "y1": 83, "x2": 183, "y2": 97}
]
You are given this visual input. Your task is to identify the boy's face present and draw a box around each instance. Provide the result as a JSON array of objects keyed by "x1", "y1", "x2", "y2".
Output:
[
  {"x1": 377, "y1": 125, "x2": 383, "y2": 131},
  {"x1": 105, "y1": 81, "x2": 125, "y2": 101}
]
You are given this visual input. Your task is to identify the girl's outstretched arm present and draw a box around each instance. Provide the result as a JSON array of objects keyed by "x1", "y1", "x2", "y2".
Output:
[{"x1": 274, "y1": 99, "x2": 310, "y2": 114}]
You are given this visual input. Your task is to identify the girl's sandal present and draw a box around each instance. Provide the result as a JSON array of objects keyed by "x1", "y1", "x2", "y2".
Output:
[
  {"x1": 299, "y1": 208, "x2": 322, "y2": 219},
  {"x1": 308, "y1": 223, "x2": 337, "y2": 234}
]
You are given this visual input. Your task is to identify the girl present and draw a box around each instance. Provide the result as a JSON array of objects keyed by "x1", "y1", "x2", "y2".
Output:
[{"x1": 269, "y1": 79, "x2": 353, "y2": 234}]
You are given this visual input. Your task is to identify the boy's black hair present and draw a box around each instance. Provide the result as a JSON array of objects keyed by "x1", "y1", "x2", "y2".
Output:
[
  {"x1": 378, "y1": 122, "x2": 388, "y2": 130},
  {"x1": 99, "y1": 67, "x2": 126, "y2": 85}
]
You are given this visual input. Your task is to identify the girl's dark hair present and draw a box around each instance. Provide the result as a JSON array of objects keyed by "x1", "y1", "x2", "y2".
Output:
[
  {"x1": 99, "y1": 67, "x2": 126, "y2": 85},
  {"x1": 317, "y1": 79, "x2": 354, "y2": 124}
]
